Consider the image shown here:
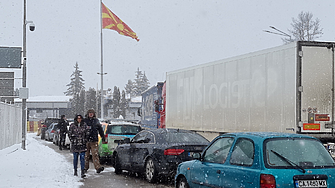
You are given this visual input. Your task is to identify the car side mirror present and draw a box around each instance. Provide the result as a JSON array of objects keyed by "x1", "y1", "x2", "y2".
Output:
[
  {"x1": 122, "y1": 138, "x2": 130, "y2": 144},
  {"x1": 192, "y1": 152, "x2": 201, "y2": 160},
  {"x1": 144, "y1": 138, "x2": 151, "y2": 143}
]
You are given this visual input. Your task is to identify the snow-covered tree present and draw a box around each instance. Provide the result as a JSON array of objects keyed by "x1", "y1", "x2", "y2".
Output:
[
  {"x1": 125, "y1": 79, "x2": 134, "y2": 97},
  {"x1": 64, "y1": 62, "x2": 85, "y2": 96},
  {"x1": 120, "y1": 90, "x2": 127, "y2": 118},
  {"x1": 112, "y1": 86, "x2": 121, "y2": 118},
  {"x1": 133, "y1": 67, "x2": 150, "y2": 96},
  {"x1": 283, "y1": 11, "x2": 323, "y2": 43},
  {"x1": 140, "y1": 72, "x2": 150, "y2": 92},
  {"x1": 85, "y1": 88, "x2": 97, "y2": 113}
]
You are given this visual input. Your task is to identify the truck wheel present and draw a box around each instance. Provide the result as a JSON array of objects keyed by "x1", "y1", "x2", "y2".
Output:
[
  {"x1": 114, "y1": 155, "x2": 122, "y2": 174},
  {"x1": 145, "y1": 158, "x2": 157, "y2": 183}
]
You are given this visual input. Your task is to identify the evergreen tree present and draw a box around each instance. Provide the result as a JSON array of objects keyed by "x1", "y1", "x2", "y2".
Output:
[
  {"x1": 71, "y1": 93, "x2": 80, "y2": 117},
  {"x1": 64, "y1": 62, "x2": 85, "y2": 96},
  {"x1": 112, "y1": 86, "x2": 121, "y2": 118},
  {"x1": 125, "y1": 79, "x2": 134, "y2": 98},
  {"x1": 133, "y1": 67, "x2": 150, "y2": 96},
  {"x1": 65, "y1": 62, "x2": 85, "y2": 117},
  {"x1": 85, "y1": 88, "x2": 97, "y2": 112},
  {"x1": 133, "y1": 67, "x2": 144, "y2": 96},
  {"x1": 120, "y1": 90, "x2": 127, "y2": 118},
  {"x1": 140, "y1": 72, "x2": 150, "y2": 92},
  {"x1": 78, "y1": 89, "x2": 85, "y2": 115},
  {"x1": 96, "y1": 90, "x2": 101, "y2": 118}
]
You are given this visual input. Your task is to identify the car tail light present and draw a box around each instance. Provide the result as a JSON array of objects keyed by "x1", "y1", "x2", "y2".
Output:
[
  {"x1": 164, "y1": 149, "x2": 185, "y2": 155},
  {"x1": 260, "y1": 174, "x2": 276, "y2": 188},
  {"x1": 102, "y1": 134, "x2": 108, "y2": 144},
  {"x1": 51, "y1": 130, "x2": 55, "y2": 133}
]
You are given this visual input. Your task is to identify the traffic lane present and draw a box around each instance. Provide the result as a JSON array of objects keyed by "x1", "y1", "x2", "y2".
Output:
[
  {"x1": 80, "y1": 169, "x2": 174, "y2": 188},
  {"x1": 39, "y1": 138, "x2": 173, "y2": 188}
]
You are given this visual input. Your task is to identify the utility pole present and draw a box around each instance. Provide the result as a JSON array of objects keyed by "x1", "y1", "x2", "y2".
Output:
[{"x1": 22, "y1": 0, "x2": 34, "y2": 150}]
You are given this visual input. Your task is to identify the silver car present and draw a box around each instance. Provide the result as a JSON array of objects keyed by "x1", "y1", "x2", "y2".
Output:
[{"x1": 45, "y1": 122, "x2": 58, "y2": 141}]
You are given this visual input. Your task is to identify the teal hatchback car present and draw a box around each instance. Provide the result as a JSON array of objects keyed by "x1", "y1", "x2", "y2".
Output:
[{"x1": 175, "y1": 132, "x2": 335, "y2": 188}]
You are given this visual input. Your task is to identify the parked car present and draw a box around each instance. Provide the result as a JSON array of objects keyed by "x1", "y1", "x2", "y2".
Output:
[
  {"x1": 45, "y1": 122, "x2": 58, "y2": 141},
  {"x1": 175, "y1": 132, "x2": 335, "y2": 188},
  {"x1": 98, "y1": 121, "x2": 142, "y2": 163},
  {"x1": 112, "y1": 128, "x2": 209, "y2": 183},
  {"x1": 40, "y1": 118, "x2": 60, "y2": 139},
  {"x1": 53, "y1": 122, "x2": 71, "y2": 149}
]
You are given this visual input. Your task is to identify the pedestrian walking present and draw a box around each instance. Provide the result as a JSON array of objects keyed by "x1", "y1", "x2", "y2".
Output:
[
  {"x1": 57, "y1": 115, "x2": 69, "y2": 150},
  {"x1": 69, "y1": 115, "x2": 90, "y2": 178},
  {"x1": 83, "y1": 109, "x2": 105, "y2": 174}
]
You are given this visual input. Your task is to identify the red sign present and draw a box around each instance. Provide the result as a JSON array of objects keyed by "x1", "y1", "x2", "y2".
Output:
[{"x1": 303, "y1": 123, "x2": 320, "y2": 130}]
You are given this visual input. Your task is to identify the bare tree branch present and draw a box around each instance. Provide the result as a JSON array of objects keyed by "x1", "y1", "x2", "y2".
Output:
[{"x1": 282, "y1": 11, "x2": 323, "y2": 44}]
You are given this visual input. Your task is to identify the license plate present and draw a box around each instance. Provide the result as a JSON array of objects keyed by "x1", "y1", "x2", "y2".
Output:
[
  {"x1": 295, "y1": 180, "x2": 327, "y2": 187},
  {"x1": 188, "y1": 152, "x2": 194, "y2": 157},
  {"x1": 329, "y1": 145, "x2": 334, "y2": 150}
]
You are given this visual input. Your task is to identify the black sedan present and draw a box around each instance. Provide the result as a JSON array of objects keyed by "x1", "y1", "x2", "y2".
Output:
[{"x1": 112, "y1": 128, "x2": 209, "y2": 183}]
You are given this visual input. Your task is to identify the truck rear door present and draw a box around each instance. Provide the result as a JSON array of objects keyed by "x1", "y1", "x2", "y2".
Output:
[{"x1": 300, "y1": 42, "x2": 335, "y2": 134}]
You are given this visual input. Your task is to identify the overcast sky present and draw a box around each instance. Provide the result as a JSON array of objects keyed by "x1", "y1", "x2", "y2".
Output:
[{"x1": 0, "y1": 0, "x2": 334, "y2": 97}]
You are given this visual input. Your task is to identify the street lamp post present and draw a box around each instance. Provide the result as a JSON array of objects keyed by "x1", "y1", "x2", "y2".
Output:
[
  {"x1": 22, "y1": 0, "x2": 34, "y2": 150},
  {"x1": 263, "y1": 26, "x2": 292, "y2": 41}
]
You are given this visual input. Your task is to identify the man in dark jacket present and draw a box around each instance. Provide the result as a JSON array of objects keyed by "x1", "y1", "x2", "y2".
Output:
[
  {"x1": 58, "y1": 115, "x2": 69, "y2": 150},
  {"x1": 83, "y1": 109, "x2": 105, "y2": 174}
]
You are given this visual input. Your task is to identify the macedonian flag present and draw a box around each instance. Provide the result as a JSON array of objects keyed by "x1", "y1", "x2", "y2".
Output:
[{"x1": 101, "y1": 2, "x2": 139, "y2": 41}]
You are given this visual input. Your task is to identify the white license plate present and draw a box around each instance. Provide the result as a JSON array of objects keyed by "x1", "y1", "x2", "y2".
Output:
[
  {"x1": 295, "y1": 180, "x2": 327, "y2": 187},
  {"x1": 188, "y1": 152, "x2": 194, "y2": 157},
  {"x1": 329, "y1": 145, "x2": 334, "y2": 150}
]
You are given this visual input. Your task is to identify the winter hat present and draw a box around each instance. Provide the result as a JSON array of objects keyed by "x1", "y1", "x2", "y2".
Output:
[{"x1": 86, "y1": 109, "x2": 96, "y2": 118}]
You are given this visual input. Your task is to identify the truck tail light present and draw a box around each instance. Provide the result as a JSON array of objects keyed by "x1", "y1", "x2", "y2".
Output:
[
  {"x1": 164, "y1": 149, "x2": 184, "y2": 155},
  {"x1": 102, "y1": 134, "x2": 108, "y2": 144},
  {"x1": 260, "y1": 174, "x2": 276, "y2": 188}
]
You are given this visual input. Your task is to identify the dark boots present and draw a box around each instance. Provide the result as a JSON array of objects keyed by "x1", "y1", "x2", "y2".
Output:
[
  {"x1": 74, "y1": 169, "x2": 78, "y2": 176},
  {"x1": 81, "y1": 170, "x2": 86, "y2": 178},
  {"x1": 96, "y1": 167, "x2": 104, "y2": 173}
]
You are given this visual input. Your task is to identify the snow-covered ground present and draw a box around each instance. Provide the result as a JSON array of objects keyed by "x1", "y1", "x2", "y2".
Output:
[{"x1": 0, "y1": 133, "x2": 83, "y2": 188}]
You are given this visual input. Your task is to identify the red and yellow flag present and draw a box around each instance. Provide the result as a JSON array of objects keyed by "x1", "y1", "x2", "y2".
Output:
[{"x1": 101, "y1": 2, "x2": 139, "y2": 41}]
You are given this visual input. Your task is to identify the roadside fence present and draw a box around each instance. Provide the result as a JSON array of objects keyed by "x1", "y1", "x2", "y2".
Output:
[{"x1": 0, "y1": 101, "x2": 22, "y2": 150}]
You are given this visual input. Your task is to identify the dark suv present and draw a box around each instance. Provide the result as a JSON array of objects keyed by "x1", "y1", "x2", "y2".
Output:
[{"x1": 41, "y1": 118, "x2": 60, "y2": 140}]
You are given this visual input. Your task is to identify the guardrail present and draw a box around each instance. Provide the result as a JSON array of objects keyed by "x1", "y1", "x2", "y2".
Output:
[{"x1": 0, "y1": 101, "x2": 22, "y2": 150}]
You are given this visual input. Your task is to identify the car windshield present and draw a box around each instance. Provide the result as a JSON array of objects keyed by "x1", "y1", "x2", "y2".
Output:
[
  {"x1": 265, "y1": 138, "x2": 335, "y2": 168},
  {"x1": 106, "y1": 125, "x2": 141, "y2": 135},
  {"x1": 165, "y1": 132, "x2": 209, "y2": 144}
]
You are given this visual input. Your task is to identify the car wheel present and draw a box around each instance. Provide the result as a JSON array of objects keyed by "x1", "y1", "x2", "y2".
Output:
[
  {"x1": 99, "y1": 156, "x2": 105, "y2": 164},
  {"x1": 177, "y1": 176, "x2": 189, "y2": 188},
  {"x1": 114, "y1": 154, "x2": 122, "y2": 174},
  {"x1": 145, "y1": 158, "x2": 157, "y2": 183}
]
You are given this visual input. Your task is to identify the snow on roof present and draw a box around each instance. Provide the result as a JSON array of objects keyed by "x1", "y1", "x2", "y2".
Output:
[
  {"x1": 15, "y1": 95, "x2": 72, "y2": 102},
  {"x1": 131, "y1": 96, "x2": 142, "y2": 103}
]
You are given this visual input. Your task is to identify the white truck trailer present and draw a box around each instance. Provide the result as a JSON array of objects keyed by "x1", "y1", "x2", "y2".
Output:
[{"x1": 165, "y1": 41, "x2": 335, "y2": 153}]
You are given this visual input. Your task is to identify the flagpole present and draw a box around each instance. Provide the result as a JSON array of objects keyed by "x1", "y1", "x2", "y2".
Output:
[{"x1": 99, "y1": 0, "x2": 104, "y2": 119}]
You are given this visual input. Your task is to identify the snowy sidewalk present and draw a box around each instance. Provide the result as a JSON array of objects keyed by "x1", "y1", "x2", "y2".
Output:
[{"x1": 0, "y1": 133, "x2": 82, "y2": 188}]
